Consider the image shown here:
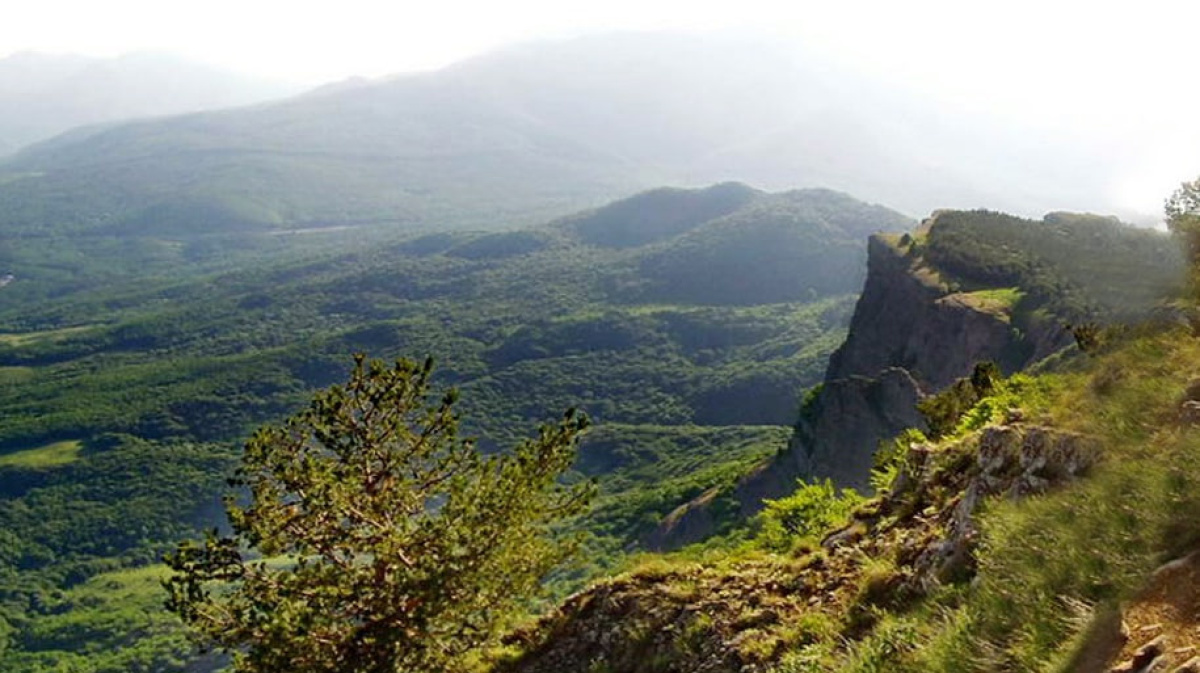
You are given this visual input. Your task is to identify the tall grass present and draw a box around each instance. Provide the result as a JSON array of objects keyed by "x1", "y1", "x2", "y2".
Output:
[{"x1": 908, "y1": 326, "x2": 1200, "y2": 670}]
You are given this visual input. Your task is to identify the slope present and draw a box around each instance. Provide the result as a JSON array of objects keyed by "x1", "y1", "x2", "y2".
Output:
[
  {"x1": 0, "y1": 184, "x2": 910, "y2": 670},
  {"x1": 496, "y1": 216, "x2": 1200, "y2": 673},
  {"x1": 0, "y1": 32, "x2": 1130, "y2": 252},
  {"x1": 0, "y1": 51, "x2": 298, "y2": 155}
]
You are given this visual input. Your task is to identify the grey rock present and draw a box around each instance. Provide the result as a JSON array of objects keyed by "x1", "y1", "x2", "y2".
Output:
[{"x1": 1180, "y1": 400, "x2": 1200, "y2": 426}]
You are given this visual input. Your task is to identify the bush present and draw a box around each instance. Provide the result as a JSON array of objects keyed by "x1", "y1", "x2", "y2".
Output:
[{"x1": 757, "y1": 480, "x2": 864, "y2": 552}]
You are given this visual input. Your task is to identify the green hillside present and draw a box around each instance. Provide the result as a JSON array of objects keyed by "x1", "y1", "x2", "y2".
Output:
[
  {"x1": 493, "y1": 210, "x2": 1192, "y2": 673},
  {"x1": 0, "y1": 184, "x2": 908, "y2": 670}
]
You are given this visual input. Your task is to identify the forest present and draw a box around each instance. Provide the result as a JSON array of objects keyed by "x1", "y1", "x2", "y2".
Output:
[{"x1": 0, "y1": 183, "x2": 911, "y2": 670}]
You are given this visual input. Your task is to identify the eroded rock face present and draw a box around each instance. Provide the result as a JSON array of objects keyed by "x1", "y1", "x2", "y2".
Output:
[
  {"x1": 507, "y1": 423, "x2": 1099, "y2": 673},
  {"x1": 826, "y1": 235, "x2": 1024, "y2": 389},
  {"x1": 776, "y1": 233, "x2": 1072, "y2": 494},
  {"x1": 789, "y1": 368, "x2": 927, "y2": 491},
  {"x1": 647, "y1": 226, "x2": 1075, "y2": 549},
  {"x1": 897, "y1": 425, "x2": 1100, "y2": 590},
  {"x1": 640, "y1": 487, "x2": 721, "y2": 551}
]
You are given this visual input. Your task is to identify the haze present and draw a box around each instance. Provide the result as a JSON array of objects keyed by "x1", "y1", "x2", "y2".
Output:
[{"x1": 3, "y1": 0, "x2": 1199, "y2": 221}]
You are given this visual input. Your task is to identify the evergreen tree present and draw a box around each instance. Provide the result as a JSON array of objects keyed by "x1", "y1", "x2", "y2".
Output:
[
  {"x1": 1166, "y1": 176, "x2": 1200, "y2": 292},
  {"x1": 164, "y1": 355, "x2": 592, "y2": 673}
]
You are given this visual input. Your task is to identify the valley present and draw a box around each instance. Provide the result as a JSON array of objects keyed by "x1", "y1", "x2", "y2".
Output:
[
  {"x1": 0, "y1": 183, "x2": 910, "y2": 670},
  {"x1": 0, "y1": 25, "x2": 1197, "y2": 673}
]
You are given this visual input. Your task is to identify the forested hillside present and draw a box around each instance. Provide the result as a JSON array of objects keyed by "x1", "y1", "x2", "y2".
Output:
[
  {"x1": 496, "y1": 207, "x2": 1192, "y2": 673},
  {"x1": 0, "y1": 184, "x2": 909, "y2": 670}
]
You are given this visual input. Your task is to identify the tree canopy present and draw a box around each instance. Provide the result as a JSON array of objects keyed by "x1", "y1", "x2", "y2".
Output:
[{"x1": 163, "y1": 355, "x2": 593, "y2": 673}]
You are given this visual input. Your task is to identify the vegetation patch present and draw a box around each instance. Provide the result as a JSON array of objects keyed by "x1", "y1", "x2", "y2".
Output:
[
  {"x1": 0, "y1": 326, "x2": 96, "y2": 347},
  {"x1": 958, "y1": 286, "x2": 1023, "y2": 313},
  {"x1": 0, "y1": 439, "x2": 83, "y2": 468},
  {"x1": 0, "y1": 366, "x2": 35, "y2": 384}
]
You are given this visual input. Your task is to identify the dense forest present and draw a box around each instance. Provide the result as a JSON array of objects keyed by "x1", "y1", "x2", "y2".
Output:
[
  {"x1": 0, "y1": 183, "x2": 911, "y2": 670},
  {"x1": 3, "y1": 17, "x2": 1200, "y2": 672}
]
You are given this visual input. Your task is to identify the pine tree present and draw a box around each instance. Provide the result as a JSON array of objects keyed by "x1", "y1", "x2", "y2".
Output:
[{"x1": 164, "y1": 355, "x2": 592, "y2": 673}]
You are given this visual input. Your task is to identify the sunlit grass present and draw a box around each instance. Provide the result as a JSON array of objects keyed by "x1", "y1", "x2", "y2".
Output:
[
  {"x1": 0, "y1": 325, "x2": 95, "y2": 346},
  {"x1": 960, "y1": 286, "x2": 1023, "y2": 310},
  {"x1": 903, "y1": 325, "x2": 1200, "y2": 670},
  {"x1": 0, "y1": 365, "x2": 36, "y2": 383},
  {"x1": 0, "y1": 439, "x2": 84, "y2": 468}
]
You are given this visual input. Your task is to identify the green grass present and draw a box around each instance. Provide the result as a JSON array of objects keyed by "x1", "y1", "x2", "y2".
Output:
[
  {"x1": 961, "y1": 286, "x2": 1023, "y2": 309},
  {"x1": 0, "y1": 439, "x2": 83, "y2": 468},
  {"x1": 3, "y1": 563, "x2": 203, "y2": 673},
  {"x1": 0, "y1": 325, "x2": 95, "y2": 347},
  {"x1": 876, "y1": 325, "x2": 1200, "y2": 671},
  {"x1": 0, "y1": 366, "x2": 35, "y2": 383}
]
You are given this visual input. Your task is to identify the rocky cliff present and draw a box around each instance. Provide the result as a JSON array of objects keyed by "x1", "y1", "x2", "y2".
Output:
[
  {"x1": 781, "y1": 230, "x2": 1072, "y2": 491},
  {"x1": 647, "y1": 209, "x2": 1177, "y2": 550},
  {"x1": 645, "y1": 222, "x2": 1070, "y2": 549},
  {"x1": 505, "y1": 421, "x2": 1100, "y2": 673}
]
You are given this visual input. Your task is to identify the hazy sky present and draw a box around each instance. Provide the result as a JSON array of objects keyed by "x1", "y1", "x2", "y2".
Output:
[{"x1": 3, "y1": 0, "x2": 1199, "y2": 217}]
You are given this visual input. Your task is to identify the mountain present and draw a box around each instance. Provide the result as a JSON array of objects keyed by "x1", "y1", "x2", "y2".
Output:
[
  {"x1": 786, "y1": 209, "x2": 1181, "y2": 489},
  {"x1": 644, "y1": 209, "x2": 1181, "y2": 550},
  {"x1": 3, "y1": 185, "x2": 1191, "y2": 671},
  {"x1": 498, "y1": 214, "x2": 1200, "y2": 673},
  {"x1": 0, "y1": 51, "x2": 299, "y2": 155},
  {"x1": 0, "y1": 184, "x2": 910, "y2": 671},
  {"x1": 0, "y1": 33, "x2": 1130, "y2": 253}
]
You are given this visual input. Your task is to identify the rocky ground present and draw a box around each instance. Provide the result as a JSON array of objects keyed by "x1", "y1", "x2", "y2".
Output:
[{"x1": 501, "y1": 418, "x2": 1100, "y2": 673}]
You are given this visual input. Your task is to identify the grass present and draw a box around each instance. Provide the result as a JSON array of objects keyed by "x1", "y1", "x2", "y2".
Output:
[
  {"x1": 8, "y1": 563, "x2": 202, "y2": 671},
  {"x1": 0, "y1": 325, "x2": 95, "y2": 347},
  {"x1": 0, "y1": 366, "x2": 36, "y2": 383},
  {"x1": 0, "y1": 439, "x2": 84, "y2": 468},
  {"x1": 893, "y1": 324, "x2": 1200, "y2": 671},
  {"x1": 960, "y1": 286, "x2": 1023, "y2": 309}
]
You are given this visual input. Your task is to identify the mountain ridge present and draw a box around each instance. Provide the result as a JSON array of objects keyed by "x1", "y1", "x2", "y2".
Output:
[
  {"x1": 0, "y1": 50, "x2": 299, "y2": 155},
  {"x1": 0, "y1": 32, "x2": 1136, "y2": 248},
  {"x1": 644, "y1": 208, "x2": 1181, "y2": 550}
]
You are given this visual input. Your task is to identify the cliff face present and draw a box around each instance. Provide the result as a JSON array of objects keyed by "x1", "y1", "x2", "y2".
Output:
[
  {"x1": 827, "y1": 235, "x2": 1024, "y2": 388},
  {"x1": 650, "y1": 225, "x2": 1078, "y2": 549},
  {"x1": 643, "y1": 230, "x2": 1044, "y2": 549},
  {"x1": 783, "y1": 232, "x2": 1070, "y2": 491}
]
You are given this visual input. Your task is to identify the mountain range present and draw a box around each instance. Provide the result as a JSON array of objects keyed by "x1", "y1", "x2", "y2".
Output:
[
  {"x1": 0, "y1": 51, "x2": 298, "y2": 156},
  {"x1": 0, "y1": 29, "x2": 1193, "y2": 673},
  {"x1": 0, "y1": 33, "x2": 1136, "y2": 256}
]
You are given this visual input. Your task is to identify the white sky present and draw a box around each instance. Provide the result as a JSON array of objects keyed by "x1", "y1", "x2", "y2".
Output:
[{"x1": 3, "y1": 0, "x2": 1200, "y2": 217}]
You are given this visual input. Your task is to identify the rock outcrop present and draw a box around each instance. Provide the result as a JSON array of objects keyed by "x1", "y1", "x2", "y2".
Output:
[
  {"x1": 647, "y1": 219, "x2": 1076, "y2": 549},
  {"x1": 785, "y1": 367, "x2": 926, "y2": 491},
  {"x1": 505, "y1": 422, "x2": 1099, "y2": 673},
  {"x1": 762, "y1": 229, "x2": 1072, "y2": 494}
]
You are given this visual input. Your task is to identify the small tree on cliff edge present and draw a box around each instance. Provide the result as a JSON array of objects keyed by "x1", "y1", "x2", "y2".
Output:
[
  {"x1": 1166, "y1": 177, "x2": 1200, "y2": 292},
  {"x1": 164, "y1": 355, "x2": 593, "y2": 673}
]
